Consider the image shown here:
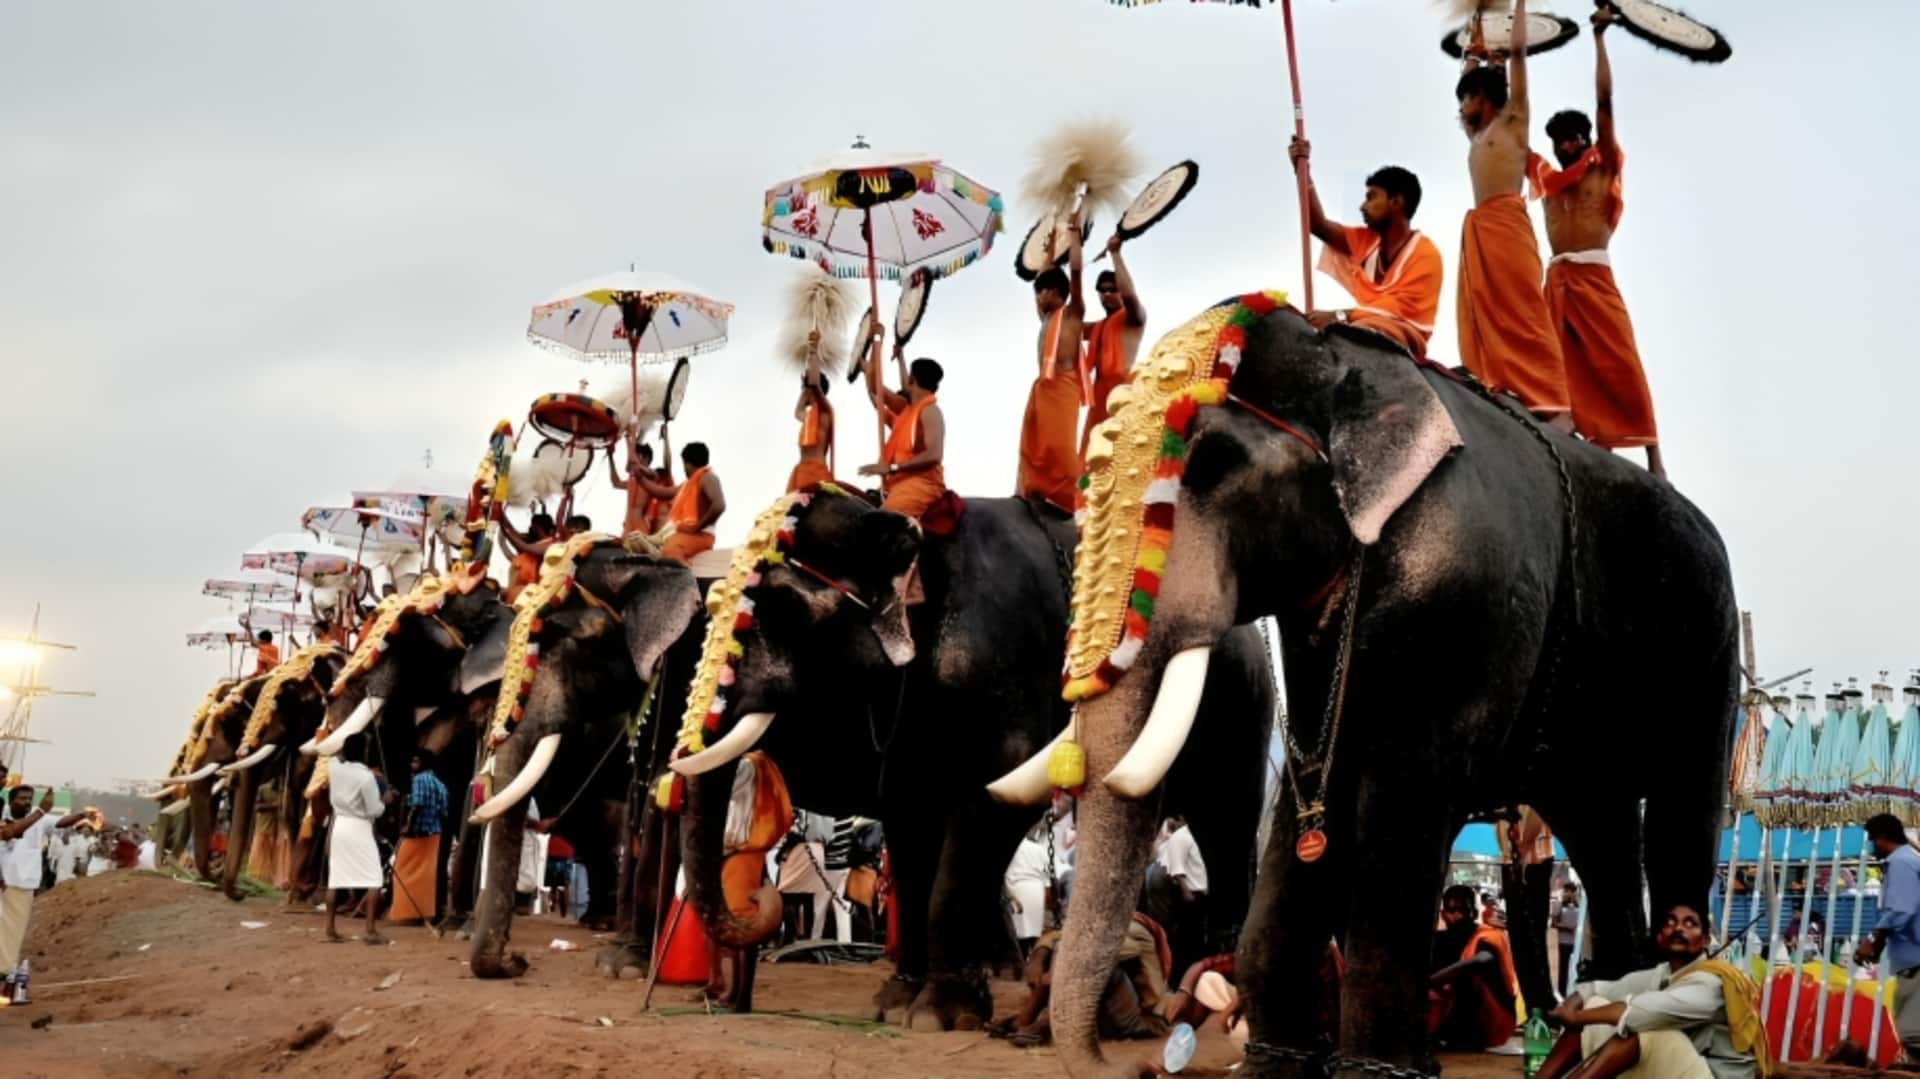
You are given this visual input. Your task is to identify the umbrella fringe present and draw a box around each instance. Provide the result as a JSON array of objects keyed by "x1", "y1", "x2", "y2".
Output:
[{"x1": 522, "y1": 331, "x2": 730, "y2": 365}]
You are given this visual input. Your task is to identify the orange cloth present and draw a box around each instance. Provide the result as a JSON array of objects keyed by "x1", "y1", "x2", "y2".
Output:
[
  {"x1": 661, "y1": 531, "x2": 716, "y2": 565},
  {"x1": 1527, "y1": 147, "x2": 1624, "y2": 231},
  {"x1": 1019, "y1": 311, "x2": 1084, "y2": 511},
  {"x1": 386, "y1": 834, "x2": 439, "y2": 923},
  {"x1": 669, "y1": 466, "x2": 712, "y2": 532},
  {"x1": 253, "y1": 642, "x2": 280, "y2": 674},
  {"x1": 654, "y1": 895, "x2": 712, "y2": 985},
  {"x1": 1547, "y1": 258, "x2": 1657, "y2": 449},
  {"x1": 880, "y1": 393, "x2": 946, "y2": 514},
  {"x1": 722, "y1": 752, "x2": 794, "y2": 918},
  {"x1": 1317, "y1": 225, "x2": 1445, "y2": 358},
  {"x1": 1457, "y1": 194, "x2": 1569, "y2": 415},
  {"x1": 786, "y1": 458, "x2": 833, "y2": 493},
  {"x1": 1080, "y1": 312, "x2": 1131, "y2": 455},
  {"x1": 505, "y1": 550, "x2": 540, "y2": 604}
]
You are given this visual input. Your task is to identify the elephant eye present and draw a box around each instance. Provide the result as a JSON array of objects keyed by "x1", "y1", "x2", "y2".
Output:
[{"x1": 1182, "y1": 428, "x2": 1250, "y2": 498}]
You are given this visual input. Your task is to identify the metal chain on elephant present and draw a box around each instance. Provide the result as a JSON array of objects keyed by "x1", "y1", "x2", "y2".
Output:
[
  {"x1": 1277, "y1": 547, "x2": 1365, "y2": 861},
  {"x1": 1018, "y1": 497, "x2": 1074, "y2": 624},
  {"x1": 1324, "y1": 1053, "x2": 1439, "y2": 1079}
]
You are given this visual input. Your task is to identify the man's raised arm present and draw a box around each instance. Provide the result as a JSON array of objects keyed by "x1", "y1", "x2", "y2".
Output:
[
  {"x1": 1592, "y1": 7, "x2": 1618, "y2": 161},
  {"x1": 1107, "y1": 237, "x2": 1146, "y2": 327},
  {"x1": 1287, "y1": 136, "x2": 1350, "y2": 254},
  {"x1": 1508, "y1": 0, "x2": 1532, "y2": 124}
]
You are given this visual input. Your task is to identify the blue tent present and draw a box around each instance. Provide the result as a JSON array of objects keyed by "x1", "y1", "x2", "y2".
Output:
[
  {"x1": 1452, "y1": 823, "x2": 1568, "y2": 860},
  {"x1": 1718, "y1": 812, "x2": 1866, "y2": 862}
]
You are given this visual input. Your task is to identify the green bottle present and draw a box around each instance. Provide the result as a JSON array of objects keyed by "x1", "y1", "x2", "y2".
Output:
[{"x1": 1523, "y1": 1009, "x2": 1553, "y2": 1077}]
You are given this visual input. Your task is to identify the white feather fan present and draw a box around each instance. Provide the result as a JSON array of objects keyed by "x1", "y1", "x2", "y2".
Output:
[
  {"x1": 778, "y1": 267, "x2": 857, "y2": 373},
  {"x1": 1021, "y1": 119, "x2": 1144, "y2": 220},
  {"x1": 505, "y1": 445, "x2": 572, "y2": 508}
]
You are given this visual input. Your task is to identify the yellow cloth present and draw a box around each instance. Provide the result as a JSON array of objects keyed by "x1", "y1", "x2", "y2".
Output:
[
  {"x1": 1676, "y1": 960, "x2": 1772, "y2": 1077},
  {"x1": 0, "y1": 886, "x2": 32, "y2": 969}
]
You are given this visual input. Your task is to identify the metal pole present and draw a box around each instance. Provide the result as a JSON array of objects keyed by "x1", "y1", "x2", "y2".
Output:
[
  {"x1": 1565, "y1": 884, "x2": 1589, "y2": 998},
  {"x1": 1279, "y1": 0, "x2": 1314, "y2": 311},
  {"x1": 862, "y1": 207, "x2": 886, "y2": 458},
  {"x1": 1841, "y1": 841, "x2": 1873, "y2": 1050},
  {"x1": 1721, "y1": 820, "x2": 1743, "y2": 950},
  {"x1": 1760, "y1": 827, "x2": 1788, "y2": 1023},
  {"x1": 1811, "y1": 823, "x2": 1848, "y2": 1056},
  {"x1": 1780, "y1": 825, "x2": 1824, "y2": 1061}
]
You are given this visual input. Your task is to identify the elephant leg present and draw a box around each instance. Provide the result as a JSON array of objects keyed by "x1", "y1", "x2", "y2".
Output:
[
  {"x1": 906, "y1": 799, "x2": 1033, "y2": 1033},
  {"x1": 1322, "y1": 774, "x2": 1456, "y2": 1079},
  {"x1": 599, "y1": 799, "x2": 668, "y2": 980},
  {"x1": 1642, "y1": 775, "x2": 1725, "y2": 936},
  {"x1": 470, "y1": 735, "x2": 533, "y2": 979},
  {"x1": 1553, "y1": 804, "x2": 1647, "y2": 982},
  {"x1": 1239, "y1": 792, "x2": 1346, "y2": 1079},
  {"x1": 873, "y1": 805, "x2": 942, "y2": 1025}
]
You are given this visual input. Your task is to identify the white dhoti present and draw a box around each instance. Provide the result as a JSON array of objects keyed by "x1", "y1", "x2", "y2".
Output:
[
  {"x1": 1579, "y1": 996, "x2": 1713, "y2": 1079},
  {"x1": 1008, "y1": 878, "x2": 1047, "y2": 940},
  {"x1": 327, "y1": 815, "x2": 383, "y2": 890},
  {"x1": 0, "y1": 887, "x2": 33, "y2": 969}
]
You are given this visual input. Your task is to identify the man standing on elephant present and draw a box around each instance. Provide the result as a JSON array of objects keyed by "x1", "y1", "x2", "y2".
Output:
[
  {"x1": 1020, "y1": 216, "x2": 1086, "y2": 513},
  {"x1": 1079, "y1": 234, "x2": 1146, "y2": 455},
  {"x1": 631, "y1": 430, "x2": 726, "y2": 564},
  {"x1": 1454, "y1": 0, "x2": 1572, "y2": 430},
  {"x1": 1532, "y1": 7, "x2": 1663, "y2": 477},
  {"x1": 857, "y1": 326, "x2": 946, "y2": 517},
  {"x1": 252, "y1": 630, "x2": 279, "y2": 675},
  {"x1": 1287, "y1": 137, "x2": 1444, "y2": 360},
  {"x1": 789, "y1": 330, "x2": 835, "y2": 493}
]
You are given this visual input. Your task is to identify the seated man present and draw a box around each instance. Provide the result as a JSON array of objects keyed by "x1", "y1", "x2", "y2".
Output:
[
  {"x1": 858, "y1": 328, "x2": 946, "y2": 517},
  {"x1": 630, "y1": 429, "x2": 726, "y2": 565},
  {"x1": 498, "y1": 512, "x2": 555, "y2": 604},
  {"x1": 1535, "y1": 903, "x2": 1764, "y2": 1079},
  {"x1": 1430, "y1": 884, "x2": 1521, "y2": 1051},
  {"x1": 993, "y1": 913, "x2": 1173, "y2": 1048},
  {"x1": 252, "y1": 630, "x2": 280, "y2": 674}
]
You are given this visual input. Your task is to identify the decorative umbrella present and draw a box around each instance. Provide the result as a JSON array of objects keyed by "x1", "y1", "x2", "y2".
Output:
[
  {"x1": 186, "y1": 615, "x2": 248, "y2": 650},
  {"x1": 240, "y1": 534, "x2": 366, "y2": 602},
  {"x1": 302, "y1": 506, "x2": 422, "y2": 557},
  {"x1": 1811, "y1": 695, "x2": 1861, "y2": 827},
  {"x1": 1850, "y1": 698, "x2": 1894, "y2": 820},
  {"x1": 202, "y1": 570, "x2": 295, "y2": 606},
  {"x1": 763, "y1": 139, "x2": 1002, "y2": 450},
  {"x1": 238, "y1": 604, "x2": 315, "y2": 636},
  {"x1": 527, "y1": 269, "x2": 733, "y2": 474},
  {"x1": 1887, "y1": 685, "x2": 1920, "y2": 827},
  {"x1": 1774, "y1": 698, "x2": 1818, "y2": 829},
  {"x1": 1101, "y1": 0, "x2": 1315, "y2": 308},
  {"x1": 353, "y1": 467, "x2": 470, "y2": 538}
]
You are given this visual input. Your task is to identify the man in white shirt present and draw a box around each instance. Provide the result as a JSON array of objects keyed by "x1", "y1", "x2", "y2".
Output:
[
  {"x1": 1, "y1": 784, "x2": 92, "y2": 969},
  {"x1": 51, "y1": 828, "x2": 87, "y2": 884},
  {"x1": 324, "y1": 735, "x2": 393, "y2": 944},
  {"x1": 1535, "y1": 903, "x2": 1761, "y2": 1079},
  {"x1": 1145, "y1": 816, "x2": 1209, "y2": 973}
]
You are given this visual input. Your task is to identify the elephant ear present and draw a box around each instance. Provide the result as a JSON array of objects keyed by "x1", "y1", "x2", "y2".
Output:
[
  {"x1": 1326, "y1": 342, "x2": 1463, "y2": 545},
  {"x1": 458, "y1": 610, "x2": 514, "y2": 695},
  {"x1": 599, "y1": 554, "x2": 701, "y2": 682}
]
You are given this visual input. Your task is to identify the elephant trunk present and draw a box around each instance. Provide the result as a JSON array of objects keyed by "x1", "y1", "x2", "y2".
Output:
[
  {"x1": 221, "y1": 767, "x2": 260, "y2": 901},
  {"x1": 189, "y1": 779, "x2": 215, "y2": 881},
  {"x1": 469, "y1": 730, "x2": 532, "y2": 980},
  {"x1": 678, "y1": 763, "x2": 782, "y2": 949},
  {"x1": 1050, "y1": 671, "x2": 1173, "y2": 1079}
]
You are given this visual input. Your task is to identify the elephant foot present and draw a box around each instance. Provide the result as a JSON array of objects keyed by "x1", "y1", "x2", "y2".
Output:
[
  {"x1": 872, "y1": 973, "x2": 924, "y2": 1026},
  {"x1": 470, "y1": 951, "x2": 530, "y2": 979},
  {"x1": 594, "y1": 941, "x2": 650, "y2": 980},
  {"x1": 903, "y1": 973, "x2": 992, "y2": 1033},
  {"x1": 432, "y1": 914, "x2": 474, "y2": 940}
]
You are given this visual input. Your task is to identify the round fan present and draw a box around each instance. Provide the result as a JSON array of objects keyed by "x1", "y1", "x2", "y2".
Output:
[
  {"x1": 661, "y1": 357, "x2": 691, "y2": 421},
  {"x1": 846, "y1": 305, "x2": 875, "y2": 384},
  {"x1": 1608, "y1": 0, "x2": 1731, "y2": 63},
  {"x1": 1114, "y1": 160, "x2": 1200, "y2": 244},
  {"x1": 526, "y1": 392, "x2": 622, "y2": 448},
  {"x1": 531, "y1": 438, "x2": 593, "y2": 487},
  {"x1": 1015, "y1": 212, "x2": 1096, "y2": 282},
  {"x1": 895, "y1": 271, "x2": 933, "y2": 347},
  {"x1": 1441, "y1": 12, "x2": 1580, "y2": 58}
]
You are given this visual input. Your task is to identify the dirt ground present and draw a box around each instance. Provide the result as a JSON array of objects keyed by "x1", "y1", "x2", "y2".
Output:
[{"x1": 0, "y1": 872, "x2": 1518, "y2": 1078}]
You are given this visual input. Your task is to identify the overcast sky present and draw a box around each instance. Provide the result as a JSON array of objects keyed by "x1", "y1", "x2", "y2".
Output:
[{"x1": 2, "y1": 0, "x2": 1912, "y2": 789}]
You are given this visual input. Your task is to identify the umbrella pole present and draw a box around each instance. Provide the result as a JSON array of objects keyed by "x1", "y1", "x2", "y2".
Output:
[
  {"x1": 1811, "y1": 823, "x2": 1847, "y2": 1056},
  {"x1": 1780, "y1": 824, "x2": 1824, "y2": 1062},
  {"x1": 1841, "y1": 839, "x2": 1872, "y2": 1044},
  {"x1": 863, "y1": 208, "x2": 885, "y2": 459},
  {"x1": 1280, "y1": 0, "x2": 1314, "y2": 312},
  {"x1": 1719, "y1": 822, "x2": 1742, "y2": 951}
]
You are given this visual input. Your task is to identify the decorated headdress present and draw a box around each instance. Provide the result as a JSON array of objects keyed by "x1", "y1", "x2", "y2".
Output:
[
  {"x1": 190, "y1": 673, "x2": 267, "y2": 769},
  {"x1": 487, "y1": 531, "x2": 622, "y2": 747},
  {"x1": 1064, "y1": 291, "x2": 1288, "y2": 703},
  {"x1": 461, "y1": 420, "x2": 516, "y2": 566},
  {"x1": 167, "y1": 678, "x2": 237, "y2": 796},
  {"x1": 240, "y1": 643, "x2": 348, "y2": 755},
  {"x1": 332, "y1": 572, "x2": 452, "y2": 695}
]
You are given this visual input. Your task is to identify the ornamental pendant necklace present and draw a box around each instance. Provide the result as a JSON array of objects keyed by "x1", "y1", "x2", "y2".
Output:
[{"x1": 1282, "y1": 548, "x2": 1365, "y2": 864}]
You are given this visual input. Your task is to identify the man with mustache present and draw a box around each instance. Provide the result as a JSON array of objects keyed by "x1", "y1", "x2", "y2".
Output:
[{"x1": 1531, "y1": 6, "x2": 1663, "y2": 477}]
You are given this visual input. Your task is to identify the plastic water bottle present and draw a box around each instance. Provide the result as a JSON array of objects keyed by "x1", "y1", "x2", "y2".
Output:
[
  {"x1": 1522, "y1": 1009, "x2": 1552, "y2": 1077},
  {"x1": 1162, "y1": 1022, "x2": 1197, "y2": 1074}
]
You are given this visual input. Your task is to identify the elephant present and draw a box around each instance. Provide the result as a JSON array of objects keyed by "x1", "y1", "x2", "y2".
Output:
[
  {"x1": 304, "y1": 571, "x2": 515, "y2": 928},
  {"x1": 667, "y1": 488, "x2": 1276, "y2": 1030},
  {"x1": 1031, "y1": 297, "x2": 1737, "y2": 1078},
  {"x1": 216, "y1": 645, "x2": 352, "y2": 902},
  {"x1": 162, "y1": 672, "x2": 272, "y2": 881},
  {"x1": 156, "y1": 677, "x2": 239, "y2": 874},
  {"x1": 466, "y1": 543, "x2": 702, "y2": 981}
]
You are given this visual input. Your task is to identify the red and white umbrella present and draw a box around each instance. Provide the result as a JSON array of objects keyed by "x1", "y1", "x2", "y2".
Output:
[
  {"x1": 302, "y1": 505, "x2": 424, "y2": 554},
  {"x1": 203, "y1": 570, "x2": 295, "y2": 605},
  {"x1": 240, "y1": 533, "x2": 366, "y2": 592}
]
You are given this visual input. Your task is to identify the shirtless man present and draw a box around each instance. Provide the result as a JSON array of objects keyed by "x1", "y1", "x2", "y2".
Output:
[
  {"x1": 1018, "y1": 214, "x2": 1086, "y2": 512},
  {"x1": 857, "y1": 327, "x2": 946, "y2": 516},
  {"x1": 1532, "y1": 7, "x2": 1664, "y2": 477},
  {"x1": 788, "y1": 330, "x2": 835, "y2": 492},
  {"x1": 1455, "y1": 0, "x2": 1572, "y2": 430},
  {"x1": 609, "y1": 433, "x2": 670, "y2": 536},
  {"x1": 631, "y1": 428, "x2": 726, "y2": 564},
  {"x1": 1079, "y1": 234, "x2": 1146, "y2": 455}
]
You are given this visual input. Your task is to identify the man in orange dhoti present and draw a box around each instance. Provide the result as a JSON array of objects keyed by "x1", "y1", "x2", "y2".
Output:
[
  {"x1": 387, "y1": 752, "x2": 448, "y2": 925},
  {"x1": 788, "y1": 330, "x2": 835, "y2": 492},
  {"x1": 1079, "y1": 236, "x2": 1147, "y2": 455},
  {"x1": 706, "y1": 750, "x2": 794, "y2": 1011},
  {"x1": 1020, "y1": 219, "x2": 1086, "y2": 512},
  {"x1": 1532, "y1": 8, "x2": 1663, "y2": 477},
  {"x1": 1289, "y1": 138, "x2": 1444, "y2": 359},
  {"x1": 499, "y1": 512, "x2": 555, "y2": 604},
  {"x1": 253, "y1": 631, "x2": 280, "y2": 674},
  {"x1": 632, "y1": 431, "x2": 726, "y2": 564},
  {"x1": 610, "y1": 437, "x2": 671, "y2": 536},
  {"x1": 1455, "y1": 0, "x2": 1571, "y2": 429},
  {"x1": 859, "y1": 336, "x2": 946, "y2": 517}
]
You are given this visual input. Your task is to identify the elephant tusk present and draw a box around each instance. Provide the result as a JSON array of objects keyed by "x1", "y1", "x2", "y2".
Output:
[
  {"x1": 307, "y1": 696, "x2": 385, "y2": 757},
  {"x1": 211, "y1": 775, "x2": 231, "y2": 796},
  {"x1": 668, "y1": 713, "x2": 776, "y2": 777},
  {"x1": 219, "y1": 743, "x2": 278, "y2": 775},
  {"x1": 1103, "y1": 647, "x2": 1211, "y2": 799},
  {"x1": 161, "y1": 797, "x2": 192, "y2": 817},
  {"x1": 985, "y1": 722, "x2": 1076, "y2": 805},
  {"x1": 165, "y1": 763, "x2": 221, "y2": 784},
  {"x1": 469, "y1": 733, "x2": 561, "y2": 824}
]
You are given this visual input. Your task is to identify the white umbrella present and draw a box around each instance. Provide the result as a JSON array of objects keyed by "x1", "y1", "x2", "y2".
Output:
[
  {"x1": 239, "y1": 604, "x2": 315, "y2": 635},
  {"x1": 302, "y1": 505, "x2": 423, "y2": 554},
  {"x1": 203, "y1": 570, "x2": 295, "y2": 605},
  {"x1": 240, "y1": 533, "x2": 366, "y2": 584},
  {"x1": 527, "y1": 270, "x2": 733, "y2": 364},
  {"x1": 354, "y1": 469, "x2": 468, "y2": 532},
  {"x1": 186, "y1": 615, "x2": 248, "y2": 650}
]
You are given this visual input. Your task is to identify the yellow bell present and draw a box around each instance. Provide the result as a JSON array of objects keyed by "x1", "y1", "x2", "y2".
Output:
[
  {"x1": 654, "y1": 774, "x2": 675, "y2": 810},
  {"x1": 1047, "y1": 740, "x2": 1087, "y2": 791}
]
